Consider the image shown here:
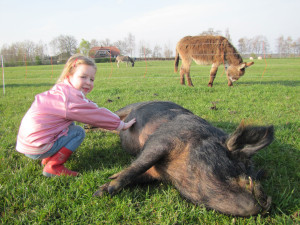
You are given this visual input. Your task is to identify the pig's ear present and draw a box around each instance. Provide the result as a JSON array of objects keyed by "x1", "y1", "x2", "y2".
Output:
[{"x1": 226, "y1": 122, "x2": 274, "y2": 157}]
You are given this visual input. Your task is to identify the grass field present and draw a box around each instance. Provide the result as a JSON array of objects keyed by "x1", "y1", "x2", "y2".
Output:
[{"x1": 0, "y1": 58, "x2": 299, "y2": 224}]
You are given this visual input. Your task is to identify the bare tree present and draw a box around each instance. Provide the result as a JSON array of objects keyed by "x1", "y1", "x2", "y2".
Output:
[
  {"x1": 139, "y1": 41, "x2": 152, "y2": 58},
  {"x1": 276, "y1": 36, "x2": 300, "y2": 57},
  {"x1": 100, "y1": 38, "x2": 111, "y2": 46},
  {"x1": 1, "y1": 40, "x2": 47, "y2": 65},
  {"x1": 126, "y1": 33, "x2": 135, "y2": 57},
  {"x1": 238, "y1": 38, "x2": 248, "y2": 55},
  {"x1": 199, "y1": 28, "x2": 222, "y2": 36},
  {"x1": 90, "y1": 39, "x2": 100, "y2": 48},
  {"x1": 285, "y1": 36, "x2": 293, "y2": 56},
  {"x1": 248, "y1": 35, "x2": 270, "y2": 56},
  {"x1": 152, "y1": 44, "x2": 162, "y2": 58},
  {"x1": 293, "y1": 38, "x2": 300, "y2": 56},
  {"x1": 113, "y1": 33, "x2": 136, "y2": 56},
  {"x1": 50, "y1": 35, "x2": 78, "y2": 57},
  {"x1": 114, "y1": 40, "x2": 128, "y2": 55},
  {"x1": 276, "y1": 36, "x2": 285, "y2": 57},
  {"x1": 224, "y1": 28, "x2": 232, "y2": 42},
  {"x1": 164, "y1": 44, "x2": 173, "y2": 58},
  {"x1": 34, "y1": 41, "x2": 47, "y2": 58}
]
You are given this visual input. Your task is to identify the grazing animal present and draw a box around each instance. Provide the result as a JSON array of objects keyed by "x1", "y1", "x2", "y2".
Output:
[
  {"x1": 174, "y1": 36, "x2": 254, "y2": 87},
  {"x1": 116, "y1": 55, "x2": 135, "y2": 68},
  {"x1": 93, "y1": 101, "x2": 273, "y2": 217}
]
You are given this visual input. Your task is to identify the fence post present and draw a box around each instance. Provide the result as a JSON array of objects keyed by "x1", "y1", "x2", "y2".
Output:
[
  {"x1": 24, "y1": 53, "x2": 27, "y2": 79},
  {"x1": 1, "y1": 55, "x2": 5, "y2": 95},
  {"x1": 144, "y1": 47, "x2": 147, "y2": 78}
]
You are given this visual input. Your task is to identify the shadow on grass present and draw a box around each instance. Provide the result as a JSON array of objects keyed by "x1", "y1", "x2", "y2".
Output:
[
  {"x1": 74, "y1": 121, "x2": 299, "y2": 216},
  {"x1": 1, "y1": 83, "x2": 54, "y2": 88},
  {"x1": 238, "y1": 80, "x2": 300, "y2": 87}
]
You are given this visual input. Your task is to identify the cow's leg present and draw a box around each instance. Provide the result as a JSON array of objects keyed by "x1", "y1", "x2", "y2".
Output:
[
  {"x1": 179, "y1": 66, "x2": 186, "y2": 85},
  {"x1": 208, "y1": 63, "x2": 219, "y2": 87},
  {"x1": 117, "y1": 61, "x2": 120, "y2": 68},
  {"x1": 185, "y1": 71, "x2": 194, "y2": 87},
  {"x1": 180, "y1": 59, "x2": 192, "y2": 86},
  {"x1": 94, "y1": 137, "x2": 171, "y2": 196}
]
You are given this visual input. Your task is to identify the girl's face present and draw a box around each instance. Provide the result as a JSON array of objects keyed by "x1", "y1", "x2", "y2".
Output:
[{"x1": 68, "y1": 64, "x2": 96, "y2": 95}]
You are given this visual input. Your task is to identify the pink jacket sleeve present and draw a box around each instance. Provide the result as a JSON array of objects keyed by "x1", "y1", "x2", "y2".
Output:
[{"x1": 65, "y1": 90, "x2": 124, "y2": 131}]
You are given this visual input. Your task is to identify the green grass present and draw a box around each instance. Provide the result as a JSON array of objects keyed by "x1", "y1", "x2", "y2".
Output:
[{"x1": 0, "y1": 58, "x2": 299, "y2": 224}]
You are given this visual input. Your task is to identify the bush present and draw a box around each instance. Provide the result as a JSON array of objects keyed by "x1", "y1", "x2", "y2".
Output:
[
  {"x1": 94, "y1": 57, "x2": 116, "y2": 63},
  {"x1": 35, "y1": 56, "x2": 42, "y2": 65}
]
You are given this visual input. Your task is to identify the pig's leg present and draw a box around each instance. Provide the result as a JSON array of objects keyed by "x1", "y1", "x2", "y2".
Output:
[
  {"x1": 94, "y1": 137, "x2": 171, "y2": 196},
  {"x1": 93, "y1": 167, "x2": 161, "y2": 197},
  {"x1": 109, "y1": 166, "x2": 162, "y2": 183}
]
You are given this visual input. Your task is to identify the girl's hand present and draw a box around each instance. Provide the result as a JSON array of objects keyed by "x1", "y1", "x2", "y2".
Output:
[{"x1": 122, "y1": 118, "x2": 136, "y2": 130}]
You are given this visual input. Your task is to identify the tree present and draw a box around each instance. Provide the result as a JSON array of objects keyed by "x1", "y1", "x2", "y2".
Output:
[
  {"x1": 50, "y1": 35, "x2": 78, "y2": 57},
  {"x1": 152, "y1": 45, "x2": 162, "y2": 58},
  {"x1": 238, "y1": 38, "x2": 248, "y2": 55},
  {"x1": 114, "y1": 40, "x2": 128, "y2": 55},
  {"x1": 138, "y1": 41, "x2": 152, "y2": 58},
  {"x1": 90, "y1": 39, "x2": 100, "y2": 48},
  {"x1": 99, "y1": 38, "x2": 111, "y2": 46},
  {"x1": 164, "y1": 44, "x2": 173, "y2": 58},
  {"x1": 250, "y1": 35, "x2": 269, "y2": 56},
  {"x1": 199, "y1": 28, "x2": 222, "y2": 36},
  {"x1": 113, "y1": 33, "x2": 136, "y2": 56},
  {"x1": 0, "y1": 40, "x2": 47, "y2": 65},
  {"x1": 276, "y1": 36, "x2": 285, "y2": 57},
  {"x1": 293, "y1": 38, "x2": 300, "y2": 56},
  {"x1": 285, "y1": 36, "x2": 293, "y2": 56},
  {"x1": 126, "y1": 33, "x2": 135, "y2": 57},
  {"x1": 224, "y1": 28, "x2": 232, "y2": 42},
  {"x1": 78, "y1": 39, "x2": 91, "y2": 56}
]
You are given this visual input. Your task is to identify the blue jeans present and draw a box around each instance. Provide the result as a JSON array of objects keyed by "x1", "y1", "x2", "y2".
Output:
[{"x1": 25, "y1": 124, "x2": 85, "y2": 160}]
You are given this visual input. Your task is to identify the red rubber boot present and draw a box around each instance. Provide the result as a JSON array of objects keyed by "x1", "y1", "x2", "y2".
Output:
[
  {"x1": 43, "y1": 147, "x2": 78, "y2": 177},
  {"x1": 41, "y1": 157, "x2": 51, "y2": 167}
]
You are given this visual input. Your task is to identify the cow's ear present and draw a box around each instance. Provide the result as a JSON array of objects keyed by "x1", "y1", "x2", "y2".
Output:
[
  {"x1": 226, "y1": 122, "x2": 274, "y2": 157},
  {"x1": 245, "y1": 61, "x2": 254, "y2": 67},
  {"x1": 239, "y1": 63, "x2": 246, "y2": 70}
]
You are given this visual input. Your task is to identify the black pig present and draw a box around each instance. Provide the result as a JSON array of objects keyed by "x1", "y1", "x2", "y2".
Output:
[{"x1": 93, "y1": 101, "x2": 273, "y2": 216}]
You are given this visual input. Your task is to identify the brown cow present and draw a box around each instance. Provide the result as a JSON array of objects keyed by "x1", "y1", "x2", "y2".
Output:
[
  {"x1": 174, "y1": 35, "x2": 254, "y2": 87},
  {"x1": 116, "y1": 55, "x2": 135, "y2": 68}
]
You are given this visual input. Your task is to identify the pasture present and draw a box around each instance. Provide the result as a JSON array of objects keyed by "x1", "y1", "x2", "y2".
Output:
[{"x1": 0, "y1": 58, "x2": 299, "y2": 224}]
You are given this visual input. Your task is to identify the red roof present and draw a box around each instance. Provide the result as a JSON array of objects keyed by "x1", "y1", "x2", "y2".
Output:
[{"x1": 89, "y1": 46, "x2": 120, "y2": 58}]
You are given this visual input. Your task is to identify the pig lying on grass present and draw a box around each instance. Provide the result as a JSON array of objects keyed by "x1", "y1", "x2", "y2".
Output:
[{"x1": 93, "y1": 101, "x2": 273, "y2": 216}]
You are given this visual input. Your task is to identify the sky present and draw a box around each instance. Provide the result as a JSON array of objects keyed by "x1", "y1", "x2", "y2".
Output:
[{"x1": 0, "y1": 0, "x2": 299, "y2": 55}]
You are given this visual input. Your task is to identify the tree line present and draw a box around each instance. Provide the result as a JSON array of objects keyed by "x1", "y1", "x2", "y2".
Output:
[{"x1": 1, "y1": 29, "x2": 299, "y2": 66}]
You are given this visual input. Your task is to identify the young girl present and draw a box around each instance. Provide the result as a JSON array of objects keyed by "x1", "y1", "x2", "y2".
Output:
[{"x1": 16, "y1": 54, "x2": 136, "y2": 177}]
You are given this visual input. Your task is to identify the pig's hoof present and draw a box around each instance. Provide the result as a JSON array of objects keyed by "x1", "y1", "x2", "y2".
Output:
[
  {"x1": 93, "y1": 182, "x2": 110, "y2": 197},
  {"x1": 109, "y1": 171, "x2": 121, "y2": 180},
  {"x1": 107, "y1": 179, "x2": 124, "y2": 196}
]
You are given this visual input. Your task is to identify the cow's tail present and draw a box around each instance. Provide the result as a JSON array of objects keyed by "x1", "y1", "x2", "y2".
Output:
[{"x1": 174, "y1": 48, "x2": 180, "y2": 73}]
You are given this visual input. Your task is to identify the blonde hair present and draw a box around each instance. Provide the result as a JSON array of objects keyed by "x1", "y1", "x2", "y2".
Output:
[{"x1": 56, "y1": 54, "x2": 97, "y2": 84}]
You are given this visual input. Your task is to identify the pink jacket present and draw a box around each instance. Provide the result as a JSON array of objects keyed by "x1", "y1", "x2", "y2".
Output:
[{"x1": 16, "y1": 80, "x2": 124, "y2": 155}]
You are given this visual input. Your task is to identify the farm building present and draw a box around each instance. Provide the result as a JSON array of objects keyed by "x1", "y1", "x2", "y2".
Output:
[{"x1": 89, "y1": 46, "x2": 120, "y2": 58}]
